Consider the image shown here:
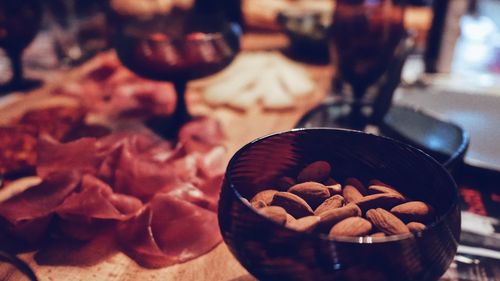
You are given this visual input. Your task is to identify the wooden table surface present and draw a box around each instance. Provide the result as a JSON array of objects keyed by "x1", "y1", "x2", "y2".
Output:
[{"x1": 0, "y1": 33, "x2": 332, "y2": 281}]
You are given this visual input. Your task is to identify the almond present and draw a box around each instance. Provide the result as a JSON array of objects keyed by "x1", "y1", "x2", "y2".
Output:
[
  {"x1": 368, "y1": 185, "x2": 406, "y2": 199},
  {"x1": 286, "y1": 213, "x2": 296, "y2": 224},
  {"x1": 391, "y1": 201, "x2": 435, "y2": 223},
  {"x1": 325, "y1": 183, "x2": 342, "y2": 196},
  {"x1": 297, "y1": 161, "x2": 331, "y2": 183},
  {"x1": 276, "y1": 176, "x2": 296, "y2": 190},
  {"x1": 370, "y1": 232, "x2": 386, "y2": 238},
  {"x1": 366, "y1": 208, "x2": 410, "y2": 235},
  {"x1": 314, "y1": 195, "x2": 344, "y2": 215},
  {"x1": 287, "y1": 216, "x2": 320, "y2": 232},
  {"x1": 258, "y1": 206, "x2": 288, "y2": 225},
  {"x1": 328, "y1": 217, "x2": 372, "y2": 237},
  {"x1": 318, "y1": 203, "x2": 361, "y2": 230},
  {"x1": 250, "y1": 189, "x2": 278, "y2": 206},
  {"x1": 369, "y1": 179, "x2": 391, "y2": 187},
  {"x1": 251, "y1": 200, "x2": 267, "y2": 209},
  {"x1": 324, "y1": 177, "x2": 338, "y2": 186},
  {"x1": 342, "y1": 178, "x2": 367, "y2": 203},
  {"x1": 407, "y1": 222, "x2": 426, "y2": 232},
  {"x1": 354, "y1": 193, "x2": 406, "y2": 213},
  {"x1": 288, "y1": 182, "x2": 330, "y2": 209},
  {"x1": 271, "y1": 192, "x2": 314, "y2": 218}
]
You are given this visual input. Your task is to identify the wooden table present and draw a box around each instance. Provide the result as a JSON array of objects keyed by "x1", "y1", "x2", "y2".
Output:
[{"x1": 0, "y1": 33, "x2": 332, "y2": 281}]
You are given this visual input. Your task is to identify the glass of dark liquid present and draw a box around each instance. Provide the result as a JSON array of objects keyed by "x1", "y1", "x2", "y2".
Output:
[
  {"x1": 110, "y1": 0, "x2": 241, "y2": 135},
  {"x1": 298, "y1": 0, "x2": 407, "y2": 130},
  {"x1": 0, "y1": 0, "x2": 42, "y2": 94}
]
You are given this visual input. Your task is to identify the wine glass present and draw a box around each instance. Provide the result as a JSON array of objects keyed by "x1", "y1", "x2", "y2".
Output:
[
  {"x1": 298, "y1": 0, "x2": 407, "y2": 130},
  {"x1": 0, "y1": 0, "x2": 42, "y2": 94},
  {"x1": 110, "y1": 1, "x2": 241, "y2": 136}
]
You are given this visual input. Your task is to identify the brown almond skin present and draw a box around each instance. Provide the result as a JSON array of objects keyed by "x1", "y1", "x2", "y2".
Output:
[
  {"x1": 250, "y1": 189, "x2": 278, "y2": 206},
  {"x1": 324, "y1": 177, "x2": 338, "y2": 186},
  {"x1": 288, "y1": 182, "x2": 331, "y2": 209},
  {"x1": 369, "y1": 179, "x2": 391, "y2": 187},
  {"x1": 258, "y1": 206, "x2": 288, "y2": 225},
  {"x1": 271, "y1": 192, "x2": 314, "y2": 218},
  {"x1": 370, "y1": 232, "x2": 386, "y2": 238},
  {"x1": 314, "y1": 195, "x2": 345, "y2": 215},
  {"x1": 342, "y1": 186, "x2": 363, "y2": 203},
  {"x1": 407, "y1": 222, "x2": 427, "y2": 232},
  {"x1": 326, "y1": 183, "x2": 342, "y2": 196},
  {"x1": 286, "y1": 213, "x2": 296, "y2": 224},
  {"x1": 251, "y1": 200, "x2": 267, "y2": 209},
  {"x1": 368, "y1": 185, "x2": 406, "y2": 199},
  {"x1": 354, "y1": 193, "x2": 406, "y2": 213},
  {"x1": 318, "y1": 203, "x2": 361, "y2": 231},
  {"x1": 366, "y1": 208, "x2": 410, "y2": 235},
  {"x1": 391, "y1": 201, "x2": 435, "y2": 223},
  {"x1": 287, "y1": 216, "x2": 320, "y2": 233},
  {"x1": 297, "y1": 161, "x2": 331, "y2": 183},
  {"x1": 276, "y1": 176, "x2": 296, "y2": 190},
  {"x1": 329, "y1": 217, "x2": 372, "y2": 238},
  {"x1": 345, "y1": 177, "x2": 368, "y2": 194},
  {"x1": 342, "y1": 178, "x2": 367, "y2": 203}
]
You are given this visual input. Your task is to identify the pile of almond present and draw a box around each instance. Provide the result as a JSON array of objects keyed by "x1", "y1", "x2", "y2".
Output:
[{"x1": 246, "y1": 161, "x2": 435, "y2": 238}]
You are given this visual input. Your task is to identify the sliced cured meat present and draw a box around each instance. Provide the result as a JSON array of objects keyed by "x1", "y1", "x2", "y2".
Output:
[
  {"x1": 0, "y1": 127, "x2": 37, "y2": 176},
  {"x1": 178, "y1": 117, "x2": 225, "y2": 153},
  {"x1": 57, "y1": 174, "x2": 142, "y2": 221},
  {"x1": 19, "y1": 106, "x2": 85, "y2": 141},
  {"x1": 86, "y1": 63, "x2": 118, "y2": 82},
  {"x1": 36, "y1": 137, "x2": 102, "y2": 178},
  {"x1": 167, "y1": 183, "x2": 218, "y2": 212},
  {"x1": 117, "y1": 194, "x2": 221, "y2": 268},
  {"x1": 196, "y1": 146, "x2": 227, "y2": 180},
  {"x1": 0, "y1": 172, "x2": 80, "y2": 242},
  {"x1": 0, "y1": 172, "x2": 80, "y2": 224},
  {"x1": 56, "y1": 174, "x2": 142, "y2": 241},
  {"x1": 112, "y1": 145, "x2": 179, "y2": 199},
  {"x1": 112, "y1": 80, "x2": 176, "y2": 118}
]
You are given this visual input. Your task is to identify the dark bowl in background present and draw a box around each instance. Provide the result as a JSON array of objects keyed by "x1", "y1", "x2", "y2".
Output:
[
  {"x1": 295, "y1": 103, "x2": 470, "y2": 177},
  {"x1": 218, "y1": 128, "x2": 460, "y2": 281}
]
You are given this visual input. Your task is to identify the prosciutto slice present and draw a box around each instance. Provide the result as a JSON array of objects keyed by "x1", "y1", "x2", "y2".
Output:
[
  {"x1": 56, "y1": 174, "x2": 142, "y2": 240},
  {"x1": 0, "y1": 172, "x2": 80, "y2": 242},
  {"x1": 36, "y1": 137, "x2": 102, "y2": 178},
  {"x1": 178, "y1": 117, "x2": 225, "y2": 153},
  {"x1": 117, "y1": 193, "x2": 221, "y2": 268},
  {"x1": 56, "y1": 174, "x2": 142, "y2": 221}
]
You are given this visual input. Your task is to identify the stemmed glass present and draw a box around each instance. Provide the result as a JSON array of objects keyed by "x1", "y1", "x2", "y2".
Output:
[
  {"x1": 299, "y1": 0, "x2": 407, "y2": 130},
  {"x1": 110, "y1": 1, "x2": 241, "y2": 136},
  {"x1": 0, "y1": 0, "x2": 42, "y2": 93}
]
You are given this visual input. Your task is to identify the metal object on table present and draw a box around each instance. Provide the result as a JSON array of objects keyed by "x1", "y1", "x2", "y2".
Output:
[{"x1": 0, "y1": 251, "x2": 38, "y2": 281}]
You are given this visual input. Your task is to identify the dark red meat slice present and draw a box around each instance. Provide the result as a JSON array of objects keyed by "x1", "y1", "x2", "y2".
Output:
[
  {"x1": 117, "y1": 194, "x2": 221, "y2": 268},
  {"x1": 36, "y1": 137, "x2": 102, "y2": 178},
  {"x1": 167, "y1": 183, "x2": 218, "y2": 212},
  {"x1": 0, "y1": 127, "x2": 38, "y2": 175},
  {"x1": 0, "y1": 172, "x2": 80, "y2": 224},
  {"x1": 178, "y1": 118, "x2": 225, "y2": 153},
  {"x1": 0, "y1": 172, "x2": 80, "y2": 242},
  {"x1": 56, "y1": 175, "x2": 142, "y2": 240},
  {"x1": 57, "y1": 174, "x2": 142, "y2": 220},
  {"x1": 19, "y1": 106, "x2": 85, "y2": 141},
  {"x1": 112, "y1": 145, "x2": 179, "y2": 199}
]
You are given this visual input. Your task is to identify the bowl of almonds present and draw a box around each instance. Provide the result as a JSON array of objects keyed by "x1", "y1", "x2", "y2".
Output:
[{"x1": 218, "y1": 128, "x2": 460, "y2": 281}]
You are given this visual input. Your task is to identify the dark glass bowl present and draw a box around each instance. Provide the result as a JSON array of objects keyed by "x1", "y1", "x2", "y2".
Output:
[{"x1": 218, "y1": 128, "x2": 460, "y2": 281}]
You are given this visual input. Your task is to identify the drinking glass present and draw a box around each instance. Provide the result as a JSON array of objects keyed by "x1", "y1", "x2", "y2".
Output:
[
  {"x1": 299, "y1": 0, "x2": 407, "y2": 130},
  {"x1": 0, "y1": 0, "x2": 42, "y2": 93},
  {"x1": 110, "y1": 0, "x2": 241, "y2": 135}
]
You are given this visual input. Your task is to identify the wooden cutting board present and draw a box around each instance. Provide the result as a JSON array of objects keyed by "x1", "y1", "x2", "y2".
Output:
[{"x1": 0, "y1": 33, "x2": 331, "y2": 281}]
